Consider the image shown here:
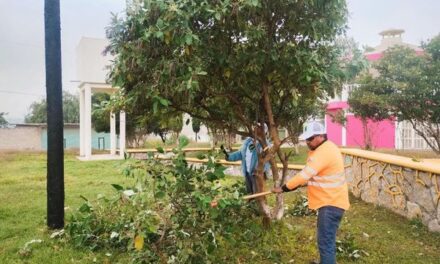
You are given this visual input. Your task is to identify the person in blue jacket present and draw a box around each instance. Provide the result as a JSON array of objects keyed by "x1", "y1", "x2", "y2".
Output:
[{"x1": 222, "y1": 127, "x2": 271, "y2": 194}]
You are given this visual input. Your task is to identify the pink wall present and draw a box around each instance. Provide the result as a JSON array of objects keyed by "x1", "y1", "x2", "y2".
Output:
[
  {"x1": 327, "y1": 101, "x2": 349, "y2": 110},
  {"x1": 325, "y1": 112, "x2": 395, "y2": 149},
  {"x1": 345, "y1": 115, "x2": 395, "y2": 149},
  {"x1": 326, "y1": 110, "x2": 342, "y2": 145},
  {"x1": 366, "y1": 51, "x2": 424, "y2": 62}
]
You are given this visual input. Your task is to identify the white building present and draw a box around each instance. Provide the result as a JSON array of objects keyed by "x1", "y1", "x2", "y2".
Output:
[{"x1": 75, "y1": 37, "x2": 212, "y2": 155}]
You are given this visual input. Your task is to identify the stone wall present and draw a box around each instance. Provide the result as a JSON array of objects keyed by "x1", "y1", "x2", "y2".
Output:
[{"x1": 342, "y1": 149, "x2": 440, "y2": 233}]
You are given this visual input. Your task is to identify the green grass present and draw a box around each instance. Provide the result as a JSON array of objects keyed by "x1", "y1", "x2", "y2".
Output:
[
  {"x1": 1, "y1": 151, "x2": 440, "y2": 263},
  {"x1": 0, "y1": 151, "x2": 134, "y2": 263}
]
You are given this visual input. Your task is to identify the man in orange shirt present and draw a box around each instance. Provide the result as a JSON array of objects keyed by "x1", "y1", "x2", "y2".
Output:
[{"x1": 272, "y1": 121, "x2": 349, "y2": 264}]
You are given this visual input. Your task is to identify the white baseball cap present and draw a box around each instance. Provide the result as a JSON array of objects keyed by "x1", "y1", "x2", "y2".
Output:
[{"x1": 299, "y1": 121, "x2": 326, "y2": 140}]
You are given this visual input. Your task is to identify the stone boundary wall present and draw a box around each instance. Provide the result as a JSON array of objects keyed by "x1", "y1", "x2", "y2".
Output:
[{"x1": 341, "y1": 149, "x2": 440, "y2": 233}]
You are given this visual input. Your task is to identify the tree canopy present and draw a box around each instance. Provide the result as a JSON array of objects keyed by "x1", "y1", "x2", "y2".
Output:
[
  {"x1": 106, "y1": 0, "x2": 348, "y2": 219},
  {"x1": 348, "y1": 75, "x2": 391, "y2": 149},
  {"x1": 0, "y1": 112, "x2": 8, "y2": 126},
  {"x1": 94, "y1": 91, "x2": 184, "y2": 145},
  {"x1": 349, "y1": 35, "x2": 440, "y2": 153},
  {"x1": 24, "y1": 91, "x2": 79, "y2": 124},
  {"x1": 192, "y1": 118, "x2": 201, "y2": 141}
]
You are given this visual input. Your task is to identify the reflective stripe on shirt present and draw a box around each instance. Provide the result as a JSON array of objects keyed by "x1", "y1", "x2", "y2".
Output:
[
  {"x1": 308, "y1": 179, "x2": 346, "y2": 188},
  {"x1": 299, "y1": 165, "x2": 317, "y2": 181},
  {"x1": 310, "y1": 172, "x2": 345, "y2": 182},
  {"x1": 304, "y1": 165, "x2": 317, "y2": 175},
  {"x1": 300, "y1": 171, "x2": 311, "y2": 180}
]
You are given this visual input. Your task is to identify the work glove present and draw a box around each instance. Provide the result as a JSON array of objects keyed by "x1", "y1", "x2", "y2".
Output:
[{"x1": 220, "y1": 145, "x2": 229, "y2": 160}]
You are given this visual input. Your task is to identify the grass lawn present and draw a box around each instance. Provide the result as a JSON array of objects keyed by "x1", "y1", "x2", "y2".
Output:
[{"x1": 1, "y1": 151, "x2": 440, "y2": 263}]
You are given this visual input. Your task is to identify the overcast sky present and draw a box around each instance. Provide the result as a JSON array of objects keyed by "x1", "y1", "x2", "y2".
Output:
[{"x1": 0, "y1": 0, "x2": 439, "y2": 123}]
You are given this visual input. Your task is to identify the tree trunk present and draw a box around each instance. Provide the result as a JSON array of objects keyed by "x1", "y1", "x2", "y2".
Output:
[
  {"x1": 362, "y1": 118, "x2": 372, "y2": 150},
  {"x1": 251, "y1": 82, "x2": 286, "y2": 222}
]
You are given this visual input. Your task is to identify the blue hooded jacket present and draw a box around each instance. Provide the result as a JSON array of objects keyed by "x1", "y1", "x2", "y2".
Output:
[{"x1": 226, "y1": 137, "x2": 271, "y2": 177}]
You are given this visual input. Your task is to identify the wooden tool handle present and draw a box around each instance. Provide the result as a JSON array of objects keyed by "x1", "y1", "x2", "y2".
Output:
[{"x1": 242, "y1": 191, "x2": 272, "y2": 200}]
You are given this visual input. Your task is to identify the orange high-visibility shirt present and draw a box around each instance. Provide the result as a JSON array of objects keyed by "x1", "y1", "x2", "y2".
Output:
[{"x1": 285, "y1": 140, "x2": 349, "y2": 210}]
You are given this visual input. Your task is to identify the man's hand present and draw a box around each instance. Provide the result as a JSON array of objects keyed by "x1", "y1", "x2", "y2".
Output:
[
  {"x1": 271, "y1": 187, "x2": 283, "y2": 193},
  {"x1": 220, "y1": 145, "x2": 229, "y2": 160}
]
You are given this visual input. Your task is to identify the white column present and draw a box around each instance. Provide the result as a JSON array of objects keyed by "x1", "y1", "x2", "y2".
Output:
[
  {"x1": 119, "y1": 111, "x2": 126, "y2": 158},
  {"x1": 341, "y1": 110, "x2": 347, "y2": 146},
  {"x1": 85, "y1": 85, "x2": 92, "y2": 158},
  {"x1": 79, "y1": 88, "x2": 85, "y2": 156},
  {"x1": 110, "y1": 112, "x2": 116, "y2": 155},
  {"x1": 411, "y1": 123, "x2": 415, "y2": 149},
  {"x1": 394, "y1": 121, "x2": 400, "y2": 149}
]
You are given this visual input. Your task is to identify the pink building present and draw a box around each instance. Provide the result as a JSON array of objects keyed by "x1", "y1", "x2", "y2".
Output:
[{"x1": 325, "y1": 29, "x2": 426, "y2": 149}]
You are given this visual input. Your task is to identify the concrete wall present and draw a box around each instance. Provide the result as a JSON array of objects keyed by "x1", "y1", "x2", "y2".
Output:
[
  {"x1": 326, "y1": 109, "x2": 343, "y2": 145},
  {"x1": 325, "y1": 108, "x2": 395, "y2": 149},
  {"x1": 0, "y1": 126, "x2": 42, "y2": 150},
  {"x1": 41, "y1": 128, "x2": 111, "y2": 150},
  {"x1": 76, "y1": 37, "x2": 113, "y2": 83},
  {"x1": 1, "y1": 125, "x2": 112, "y2": 151},
  {"x1": 345, "y1": 115, "x2": 395, "y2": 148}
]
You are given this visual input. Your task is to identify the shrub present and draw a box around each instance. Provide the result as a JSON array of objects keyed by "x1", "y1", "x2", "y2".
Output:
[
  {"x1": 287, "y1": 195, "x2": 317, "y2": 217},
  {"x1": 336, "y1": 233, "x2": 369, "y2": 261},
  {"x1": 65, "y1": 137, "x2": 255, "y2": 263}
]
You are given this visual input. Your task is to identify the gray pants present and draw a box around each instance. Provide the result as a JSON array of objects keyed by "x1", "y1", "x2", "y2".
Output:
[{"x1": 244, "y1": 172, "x2": 257, "y2": 194}]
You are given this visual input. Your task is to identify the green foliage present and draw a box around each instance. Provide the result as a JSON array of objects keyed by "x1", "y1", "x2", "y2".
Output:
[
  {"x1": 25, "y1": 98, "x2": 47, "y2": 123},
  {"x1": 192, "y1": 117, "x2": 201, "y2": 141},
  {"x1": 286, "y1": 195, "x2": 317, "y2": 216},
  {"x1": 2, "y1": 152, "x2": 440, "y2": 263},
  {"x1": 191, "y1": 118, "x2": 201, "y2": 134},
  {"x1": 24, "y1": 91, "x2": 79, "y2": 123},
  {"x1": 93, "y1": 92, "x2": 184, "y2": 144},
  {"x1": 349, "y1": 35, "x2": 440, "y2": 153},
  {"x1": 348, "y1": 75, "x2": 390, "y2": 122},
  {"x1": 0, "y1": 112, "x2": 8, "y2": 126},
  {"x1": 329, "y1": 109, "x2": 347, "y2": 126},
  {"x1": 65, "y1": 143, "x2": 256, "y2": 263},
  {"x1": 63, "y1": 91, "x2": 80, "y2": 124},
  {"x1": 335, "y1": 37, "x2": 369, "y2": 83},
  {"x1": 105, "y1": 0, "x2": 348, "y2": 140},
  {"x1": 336, "y1": 233, "x2": 369, "y2": 261},
  {"x1": 92, "y1": 93, "x2": 112, "y2": 133},
  {"x1": 105, "y1": 0, "x2": 349, "y2": 218}
]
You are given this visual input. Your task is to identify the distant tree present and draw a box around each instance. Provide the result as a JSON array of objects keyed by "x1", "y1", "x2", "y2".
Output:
[
  {"x1": 191, "y1": 118, "x2": 201, "y2": 142},
  {"x1": 379, "y1": 38, "x2": 440, "y2": 153},
  {"x1": 331, "y1": 37, "x2": 373, "y2": 148},
  {"x1": 92, "y1": 93, "x2": 112, "y2": 133},
  {"x1": 62, "y1": 92, "x2": 80, "y2": 123},
  {"x1": 25, "y1": 91, "x2": 79, "y2": 123},
  {"x1": 336, "y1": 37, "x2": 369, "y2": 83},
  {"x1": 168, "y1": 114, "x2": 183, "y2": 140},
  {"x1": 348, "y1": 74, "x2": 391, "y2": 149},
  {"x1": 25, "y1": 99, "x2": 47, "y2": 123},
  {"x1": 363, "y1": 45, "x2": 375, "y2": 53},
  {"x1": 94, "y1": 91, "x2": 184, "y2": 146},
  {"x1": 349, "y1": 35, "x2": 440, "y2": 153},
  {"x1": 0, "y1": 112, "x2": 8, "y2": 126}
]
